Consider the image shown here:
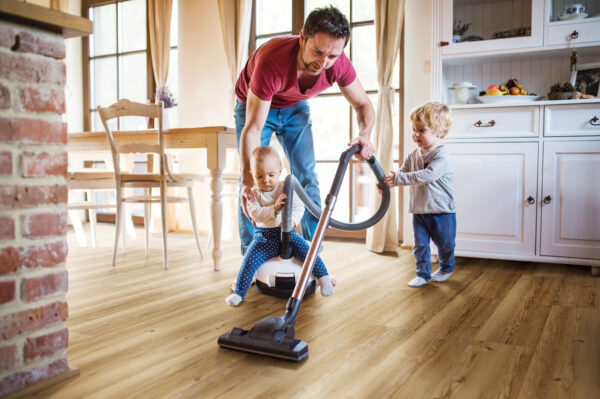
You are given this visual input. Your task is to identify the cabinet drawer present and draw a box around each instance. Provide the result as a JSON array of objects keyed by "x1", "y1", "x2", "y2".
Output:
[
  {"x1": 546, "y1": 20, "x2": 600, "y2": 46},
  {"x1": 449, "y1": 106, "x2": 539, "y2": 139},
  {"x1": 544, "y1": 104, "x2": 600, "y2": 137}
]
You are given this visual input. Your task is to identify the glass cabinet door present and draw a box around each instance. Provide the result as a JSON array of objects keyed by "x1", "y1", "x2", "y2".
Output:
[{"x1": 441, "y1": 0, "x2": 544, "y2": 55}]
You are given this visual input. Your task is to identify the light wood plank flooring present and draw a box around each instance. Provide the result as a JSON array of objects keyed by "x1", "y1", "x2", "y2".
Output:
[{"x1": 22, "y1": 224, "x2": 600, "y2": 398}]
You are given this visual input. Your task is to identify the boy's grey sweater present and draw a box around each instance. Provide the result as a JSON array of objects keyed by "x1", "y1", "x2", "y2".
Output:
[{"x1": 394, "y1": 145, "x2": 456, "y2": 214}]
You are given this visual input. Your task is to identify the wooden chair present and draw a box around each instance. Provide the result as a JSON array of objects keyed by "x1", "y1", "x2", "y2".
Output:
[
  {"x1": 67, "y1": 169, "x2": 115, "y2": 247},
  {"x1": 97, "y1": 99, "x2": 204, "y2": 269},
  {"x1": 67, "y1": 154, "x2": 139, "y2": 249}
]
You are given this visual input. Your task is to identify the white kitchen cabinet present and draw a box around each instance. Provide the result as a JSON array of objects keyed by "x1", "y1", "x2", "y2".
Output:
[
  {"x1": 431, "y1": 0, "x2": 600, "y2": 271},
  {"x1": 444, "y1": 142, "x2": 538, "y2": 255},
  {"x1": 540, "y1": 140, "x2": 600, "y2": 259},
  {"x1": 545, "y1": 103, "x2": 600, "y2": 137},
  {"x1": 441, "y1": 102, "x2": 600, "y2": 269},
  {"x1": 440, "y1": 0, "x2": 545, "y2": 55}
]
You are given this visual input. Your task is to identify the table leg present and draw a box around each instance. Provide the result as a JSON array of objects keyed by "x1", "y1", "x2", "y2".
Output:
[{"x1": 210, "y1": 168, "x2": 223, "y2": 271}]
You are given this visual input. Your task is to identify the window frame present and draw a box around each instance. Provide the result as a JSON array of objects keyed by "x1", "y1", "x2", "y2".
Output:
[
  {"x1": 249, "y1": 0, "x2": 403, "y2": 239},
  {"x1": 82, "y1": 0, "x2": 165, "y2": 131}
]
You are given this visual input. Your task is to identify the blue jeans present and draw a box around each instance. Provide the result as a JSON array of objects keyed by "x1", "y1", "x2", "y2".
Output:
[
  {"x1": 412, "y1": 213, "x2": 456, "y2": 281},
  {"x1": 234, "y1": 100, "x2": 321, "y2": 254}
]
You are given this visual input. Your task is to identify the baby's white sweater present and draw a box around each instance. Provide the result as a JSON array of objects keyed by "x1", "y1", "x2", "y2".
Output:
[{"x1": 248, "y1": 181, "x2": 305, "y2": 228}]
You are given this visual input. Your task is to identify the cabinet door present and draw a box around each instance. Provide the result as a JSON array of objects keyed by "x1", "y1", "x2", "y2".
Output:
[
  {"x1": 440, "y1": 0, "x2": 544, "y2": 55},
  {"x1": 445, "y1": 142, "x2": 538, "y2": 255},
  {"x1": 541, "y1": 141, "x2": 600, "y2": 259}
]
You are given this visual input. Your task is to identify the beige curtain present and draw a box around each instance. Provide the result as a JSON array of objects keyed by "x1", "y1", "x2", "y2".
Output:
[
  {"x1": 148, "y1": 0, "x2": 173, "y2": 89},
  {"x1": 218, "y1": 0, "x2": 252, "y2": 104},
  {"x1": 366, "y1": 0, "x2": 405, "y2": 253}
]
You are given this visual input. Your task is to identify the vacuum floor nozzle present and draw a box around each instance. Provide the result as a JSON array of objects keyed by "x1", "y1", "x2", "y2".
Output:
[{"x1": 218, "y1": 326, "x2": 308, "y2": 362}]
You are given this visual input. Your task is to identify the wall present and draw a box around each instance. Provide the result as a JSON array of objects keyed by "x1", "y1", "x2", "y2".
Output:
[
  {"x1": 0, "y1": 21, "x2": 71, "y2": 396},
  {"x1": 65, "y1": 0, "x2": 83, "y2": 133},
  {"x1": 402, "y1": 0, "x2": 433, "y2": 245},
  {"x1": 175, "y1": 0, "x2": 237, "y2": 237}
]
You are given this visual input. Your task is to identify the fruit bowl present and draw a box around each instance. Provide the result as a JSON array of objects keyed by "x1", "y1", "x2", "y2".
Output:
[{"x1": 476, "y1": 95, "x2": 541, "y2": 104}]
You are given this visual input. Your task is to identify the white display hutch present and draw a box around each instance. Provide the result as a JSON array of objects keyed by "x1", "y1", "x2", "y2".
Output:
[{"x1": 431, "y1": 0, "x2": 600, "y2": 274}]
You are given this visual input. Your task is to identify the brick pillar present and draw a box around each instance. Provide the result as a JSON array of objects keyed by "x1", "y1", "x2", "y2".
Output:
[{"x1": 0, "y1": 20, "x2": 70, "y2": 396}]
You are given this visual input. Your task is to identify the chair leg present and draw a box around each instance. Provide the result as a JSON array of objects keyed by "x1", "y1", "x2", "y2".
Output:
[
  {"x1": 144, "y1": 188, "x2": 151, "y2": 257},
  {"x1": 160, "y1": 180, "x2": 168, "y2": 269},
  {"x1": 187, "y1": 186, "x2": 203, "y2": 260},
  {"x1": 87, "y1": 190, "x2": 97, "y2": 248},
  {"x1": 113, "y1": 188, "x2": 123, "y2": 266},
  {"x1": 68, "y1": 209, "x2": 88, "y2": 247},
  {"x1": 125, "y1": 206, "x2": 136, "y2": 240},
  {"x1": 121, "y1": 205, "x2": 127, "y2": 253}
]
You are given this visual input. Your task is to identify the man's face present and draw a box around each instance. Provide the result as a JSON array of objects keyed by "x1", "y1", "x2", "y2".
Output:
[{"x1": 299, "y1": 32, "x2": 346, "y2": 75}]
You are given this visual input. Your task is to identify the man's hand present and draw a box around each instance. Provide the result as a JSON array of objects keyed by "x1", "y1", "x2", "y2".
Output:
[
  {"x1": 274, "y1": 194, "x2": 286, "y2": 212},
  {"x1": 241, "y1": 174, "x2": 255, "y2": 221},
  {"x1": 348, "y1": 135, "x2": 375, "y2": 160}
]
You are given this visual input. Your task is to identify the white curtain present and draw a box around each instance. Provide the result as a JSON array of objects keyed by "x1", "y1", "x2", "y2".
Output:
[
  {"x1": 148, "y1": 0, "x2": 174, "y2": 89},
  {"x1": 218, "y1": 0, "x2": 252, "y2": 109},
  {"x1": 366, "y1": 0, "x2": 405, "y2": 253}
]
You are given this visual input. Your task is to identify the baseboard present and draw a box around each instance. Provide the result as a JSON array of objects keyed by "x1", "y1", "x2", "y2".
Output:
[{"x1": 4, "y1": 366, "x2": 80, "y2": 398}]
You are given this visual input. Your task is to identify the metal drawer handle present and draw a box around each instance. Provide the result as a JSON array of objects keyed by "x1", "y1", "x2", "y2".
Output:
[
  {"x1": 474, "y1": 120, "x2": 496, "y2": 127},
  {"x1": 543, "y1": 195, "x2": 552, "y2": 204},
  {"x1": 591, "y1": 116, "x2": 599, "y2": 126},
  {"x1": 571, "y1": 30, "x2": 578, "y2": 40},
  {"x1": 527, "y1": 196, "x2": 535, "y2": 205}
]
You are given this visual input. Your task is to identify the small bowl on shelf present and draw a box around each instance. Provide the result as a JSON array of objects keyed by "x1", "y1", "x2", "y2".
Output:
[{"x1": 547, "y1": 92, "x2": 575, "y2": 100}]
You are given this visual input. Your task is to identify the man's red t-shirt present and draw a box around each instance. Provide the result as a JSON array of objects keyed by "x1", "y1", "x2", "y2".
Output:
[{"x1": 235, "y1": 36, "x2": 356, "y2": 109}]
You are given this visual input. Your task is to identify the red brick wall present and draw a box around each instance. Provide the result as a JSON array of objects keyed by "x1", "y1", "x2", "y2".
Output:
[{"x1": 0, "y1": 20, "x2": 70, "y2": 396}]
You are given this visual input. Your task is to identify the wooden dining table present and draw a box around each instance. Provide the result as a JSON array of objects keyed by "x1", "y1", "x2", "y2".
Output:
[{"x1": 68, "y1": 126, "x2": 237, "y2": 271}]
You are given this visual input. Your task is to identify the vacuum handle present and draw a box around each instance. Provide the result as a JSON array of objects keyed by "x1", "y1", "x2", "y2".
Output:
[{"x1": 328, "y1": 144, "x2": 361, "y2": 200}]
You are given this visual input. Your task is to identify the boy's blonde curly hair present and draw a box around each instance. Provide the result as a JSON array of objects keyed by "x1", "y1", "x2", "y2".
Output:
[{"x1": 409, "y1": 101, "x2": 452, "y2": 138}]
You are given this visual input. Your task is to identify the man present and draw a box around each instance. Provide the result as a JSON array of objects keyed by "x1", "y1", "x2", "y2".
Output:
[{"x1": 235, "y1": 6, "x2": 375, "y2": 254}]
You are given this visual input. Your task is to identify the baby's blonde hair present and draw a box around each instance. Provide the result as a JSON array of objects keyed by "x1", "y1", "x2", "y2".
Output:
[
  {"x1": 250, "y1": 145, "x2": 282, "y2": 169},
  {"x1": 409, "y1": 101, "x2": 452, "y2": 138}
]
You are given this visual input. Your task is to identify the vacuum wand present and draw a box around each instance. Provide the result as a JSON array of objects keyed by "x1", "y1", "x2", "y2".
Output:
[{"x1": 283, "y1": 145, "x2": 359, "y2": 321}]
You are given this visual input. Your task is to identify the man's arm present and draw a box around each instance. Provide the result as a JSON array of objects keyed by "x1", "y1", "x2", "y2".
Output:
[
  {"x1": 239, "y1": 89, "x2": 271, "y2": 218},
  {"x1": 340, "y1": 78, "x2": 376, "y2": 160}
]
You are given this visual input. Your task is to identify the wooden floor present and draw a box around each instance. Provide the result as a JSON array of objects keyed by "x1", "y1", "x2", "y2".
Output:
[{"x1": 23, "y1": 224, "x2": 600, "y2": 398}]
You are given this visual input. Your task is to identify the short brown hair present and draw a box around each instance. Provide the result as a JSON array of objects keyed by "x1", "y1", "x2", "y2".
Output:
[
  {"x1": 302, "y1": 6, "x2": 350, "y2": 47},
  {"x1": 409, "y1": 101, "x2": 452, "y2": 138},
  {"x1": 250, "y1": 146, "x2": 281, "y2": 168}
]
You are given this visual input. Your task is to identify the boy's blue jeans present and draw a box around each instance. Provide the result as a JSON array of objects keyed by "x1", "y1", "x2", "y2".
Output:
[
  {"x1": 412, "y1": 213, "x2": 456, "y2": 281},
  {"x1": 234, "y1": 100, "x2": 321, "y2": 255}
]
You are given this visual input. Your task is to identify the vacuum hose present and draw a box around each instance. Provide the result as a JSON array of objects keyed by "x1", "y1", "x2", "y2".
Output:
[{"x1": 279, "y1": 144, "x2": 390, "y2": 259}]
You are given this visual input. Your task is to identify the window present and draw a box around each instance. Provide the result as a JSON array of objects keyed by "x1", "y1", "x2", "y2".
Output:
[
  {"x1": 251, "y1": 0, "x2": 401, "y2": 237},
  {"x1": 83, "y1": 0, "x2": 179, "y2": 131}
]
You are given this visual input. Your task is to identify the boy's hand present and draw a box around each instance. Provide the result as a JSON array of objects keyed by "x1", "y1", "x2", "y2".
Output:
[
  {"x1": 378, "y1": 170, "x2": 396, "y2": 193},
  {"x1": 274, "y1": 193, "x2": 286, "y2": 212}
]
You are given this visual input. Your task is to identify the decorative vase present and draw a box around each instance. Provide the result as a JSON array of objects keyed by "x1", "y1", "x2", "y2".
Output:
[
  {"x1": 162, "y1": 106, "x2": 178, "y2": 129},
  {"x1": 452, "y1": 34, "x2": 462, "y2": 43}
]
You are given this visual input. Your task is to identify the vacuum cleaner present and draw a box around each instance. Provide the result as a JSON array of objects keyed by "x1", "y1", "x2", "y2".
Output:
[{"x1": 217, "y1": 144, "x2": 390, "y2": 361}]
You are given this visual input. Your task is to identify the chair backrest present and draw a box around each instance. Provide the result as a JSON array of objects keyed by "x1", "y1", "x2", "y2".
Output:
[{"x1": 97, "y1": 99, "x2": 164, "y2": 177}]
